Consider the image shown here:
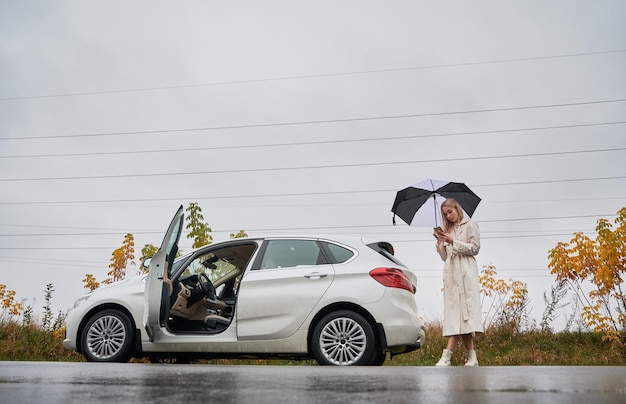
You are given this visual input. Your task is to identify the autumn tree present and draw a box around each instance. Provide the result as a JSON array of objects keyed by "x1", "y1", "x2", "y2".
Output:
[
  {"x1": 83, "y1": 203, "x2": 245, "y2": 290},
  {"x1": 0, "y1": 283, "x2": 23, "y2": 322},
  {"x1": 103, "y1": 233, "x2": 136, "y2": 285},
  {"x1": 186, "y1": 202, "x2": 213, "y2": 248},
  {"x1": 479, "y1": 264, "x2": 530, "y2": 332},
  {"x1": 230, "y1": 230, "x2": 248, "y2": 239},
  {"x1": 139, "y1": 243, "x2": 159, "y2": 274},
  {"x1": 83, "y1": 232, "x2": 137, "y2": 290},
  {"x1": 82, "y1": 274, "x2": 100, "y2": 292},
  {"x1": 548, "y1": 207, "x2": 626, "y2": 344}
]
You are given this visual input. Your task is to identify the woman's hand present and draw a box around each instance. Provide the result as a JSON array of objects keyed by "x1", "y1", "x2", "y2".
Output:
[
  {"x1": 439, "y1": 232, "x2": 452, "y2": 244},
  {"x1": 434, "y1": 232, "x2": 444, "y2": 245}
]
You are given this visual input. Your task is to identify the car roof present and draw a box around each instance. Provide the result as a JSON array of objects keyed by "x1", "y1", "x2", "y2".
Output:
[{"x1": 212, "y1": 234, "x2": 388, "y2": 246}]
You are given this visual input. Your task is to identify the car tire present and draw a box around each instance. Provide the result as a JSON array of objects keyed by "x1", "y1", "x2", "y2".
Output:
[
  {"x1": 81, "y1": 309, "x2": 134, "y2": 363},
  {"x1": 312, "y1": 310, "x2": 377, "y2": 366},
  {"x1": 371, "y1": 350, "x2": 387, "y2": 366}
]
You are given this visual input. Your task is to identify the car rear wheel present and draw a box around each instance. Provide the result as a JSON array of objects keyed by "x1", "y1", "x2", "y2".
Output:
[
  {"x1": 372, "y1": 350, "x2": 387, "y2": 366},
  {"x1": 81, "y1": 309, "x2": 134, "y2": 362},
  {"x1": 312, "y1": 310, "x2": 377, "y2": 366}
]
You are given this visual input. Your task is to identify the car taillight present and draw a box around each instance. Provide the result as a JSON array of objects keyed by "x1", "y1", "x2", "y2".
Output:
[{"x1": 369, "y1": 267, "x2": 415, "y2": 294}]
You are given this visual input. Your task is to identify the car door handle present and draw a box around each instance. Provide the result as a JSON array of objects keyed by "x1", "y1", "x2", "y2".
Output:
[{"x1": 304, "y1": 272, "x2": 328, "y2": 280}]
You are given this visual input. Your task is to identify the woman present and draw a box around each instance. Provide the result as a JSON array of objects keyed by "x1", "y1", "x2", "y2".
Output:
[{"x1": 434, "y1": 198, "x2": 483, "y2": 366}]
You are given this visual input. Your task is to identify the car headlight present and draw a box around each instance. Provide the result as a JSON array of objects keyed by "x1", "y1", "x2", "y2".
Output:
[{"x1": 73, "y1": 293, "x2": 91, "y2": 308}]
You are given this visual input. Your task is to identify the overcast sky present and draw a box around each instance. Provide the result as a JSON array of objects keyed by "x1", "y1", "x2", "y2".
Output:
[{"x1": 1, "y1": 1, "x2": 625, "y2": 330}]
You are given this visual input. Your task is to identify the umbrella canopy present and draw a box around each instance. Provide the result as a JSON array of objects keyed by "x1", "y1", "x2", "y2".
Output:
[{"x1": 391, "y1": 179, "x2": 481, "y2": 227}]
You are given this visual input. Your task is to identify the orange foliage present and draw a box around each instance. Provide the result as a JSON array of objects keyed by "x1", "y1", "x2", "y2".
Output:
[
  {"x1": 480, "y1": 264, "x2": 528, "y2": 330},
  {"x1": 104, "y1": 233, "x2": 136, "y2": 284},
  {"x1": 82, "y1": 274, "x2": 100, "y2": 291},
  {"x1": 548, "y1": 207, "x2": 626, "y2": 344},
  {"x1": 0, "y1": 283, "x2": 23, "y2": 319}
]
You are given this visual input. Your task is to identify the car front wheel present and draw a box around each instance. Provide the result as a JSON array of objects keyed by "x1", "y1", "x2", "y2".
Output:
[
  {"x1": 312, "y1": 310, "x2": 377, "y2": 366},
  {"x1": 81, "y1": 309, "x2": 134, "y2": 362}
]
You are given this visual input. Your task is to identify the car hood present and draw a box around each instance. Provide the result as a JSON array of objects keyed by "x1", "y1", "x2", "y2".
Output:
[{"x1": 88, "y1": 275, "x2": 146, "y2": 298}]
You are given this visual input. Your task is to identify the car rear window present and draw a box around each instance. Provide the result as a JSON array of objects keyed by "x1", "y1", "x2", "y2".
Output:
[
  {"x1": 367, "y1": 242, "x2": 406, "y2": 267},
  {"x1": 320, "y1": 241, "x2": 355, "y2": 264}
]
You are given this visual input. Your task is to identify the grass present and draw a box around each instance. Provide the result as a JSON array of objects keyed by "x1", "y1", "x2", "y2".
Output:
[
  {"x1": 1, "y1": 320, "x2": 623, "y2": 365},
  {"x1": 0, "y1": 323, "x2": 82, "y2": 362},
  {"x1": 394, "y1": 322, "x2": 625, "y2": 366}
]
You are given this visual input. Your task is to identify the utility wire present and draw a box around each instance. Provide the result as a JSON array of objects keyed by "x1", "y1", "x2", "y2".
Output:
[
  {"x1": 1, "y1": 98, "x2": 625, "y2": 141},
  {"x1": 0, "y1": 148, "x2": 623, "y2": 182},
  {"x1": 0, "y1": 231, "x2": 604, "y2": 251},
  {"x1": 1, "y1": 49, "x2": 623, "y2": 101},
  {"x1": 0, "y1": 214, "x2": 615, "y2": 237},
  {"x1": 0, "y1": 257, "x2": 105, "y2": 269},
  {"x1": 0, "y1": 175, "x2": 624, "y2": 205},
  {"x1": 1, "y1": 120, "x2": 623, "y2": 159}
]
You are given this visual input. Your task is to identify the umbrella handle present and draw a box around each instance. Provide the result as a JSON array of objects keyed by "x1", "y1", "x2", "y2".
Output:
[{"x1": 432, "y1": 193, "x2": 439, "y2": 227}]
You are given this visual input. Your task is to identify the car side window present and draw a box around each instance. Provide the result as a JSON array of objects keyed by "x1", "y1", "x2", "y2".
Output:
[
  {"x1": 259, "y1": 240, "x2": 327, "y2": 269},
  {"x1": 320, "y1": 241, "x2": 355, "y2": 264}
]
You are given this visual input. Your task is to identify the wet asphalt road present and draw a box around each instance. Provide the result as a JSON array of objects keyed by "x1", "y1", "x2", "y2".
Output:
[{"x1": 0, "y1": 361, "x2": 624, "y2": 403}]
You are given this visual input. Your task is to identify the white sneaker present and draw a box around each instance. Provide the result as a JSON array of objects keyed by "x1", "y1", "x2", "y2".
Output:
[
  {"x1": 435, "y1": 349, "x2": 452, "y2": 366},
  {"x1": 464, "y1": 350, "x2": 479, "y2": 367}
]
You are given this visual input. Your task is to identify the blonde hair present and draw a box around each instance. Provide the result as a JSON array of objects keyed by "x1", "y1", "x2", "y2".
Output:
[{"x1": 441, "y1": 198, "x2": 464, "y2": 231}]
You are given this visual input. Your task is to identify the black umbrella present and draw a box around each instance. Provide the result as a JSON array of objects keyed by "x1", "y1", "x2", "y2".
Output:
[{"x1": 392, "y1": 178, "x2": 481, "y2": 227}]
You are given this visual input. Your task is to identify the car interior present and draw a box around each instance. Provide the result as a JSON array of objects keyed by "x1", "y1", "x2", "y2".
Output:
[{"x1": 165, "y1": 243, "x2": 257, "y2": 333}]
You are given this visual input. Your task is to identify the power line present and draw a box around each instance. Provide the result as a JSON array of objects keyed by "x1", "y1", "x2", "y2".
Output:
[
  {"x1": 0, "y1": 214, "x2": 613, "y2": 238},
  {"x1": 1, "y1": 49, "x2": 623, "y2": 101},
  {"x1": 0, "y1": 231, "x2": 159, "y2": 237},
  {"x1": 0, "y1": 222, "x2": 134, "y2": 232},
  {"x1": 417, "y1": 274, "x2": 556, "y2": 279},
  {"x1": 1, "y1": 147, "x2": 624, "y2": 182},
  {"x1": 1, "y1": 120, "x2": 623, "y2": 159},
  {"x1": 0, "y1": 229, "x2": 602, "y2": 252},
  {"x1": 0, "y1": 255, "x2": 105, "y2": 265},
  {"x1": 0, "y1": 251, "x2": 559, "y2": 279},
  {"x1": 0, "y1": 257, "x2": 105, "y2": 269},
  {"x1": 0, "y1": 175, "x2": 624, "y2": 205},
  {"x1": 1, "y1": 98, "x2": 625, "y2": 141}
]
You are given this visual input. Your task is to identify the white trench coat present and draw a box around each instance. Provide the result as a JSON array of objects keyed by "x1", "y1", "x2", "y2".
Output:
[{"x1": 436, "y1": 218, "x2": 484, "y2": 336}]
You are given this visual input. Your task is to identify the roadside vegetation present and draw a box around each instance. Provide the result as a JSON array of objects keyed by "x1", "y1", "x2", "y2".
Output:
[
  {"x1": 1, "y1": 315, "x2": 623, "y2": 365},
  {"x1": 1, "y1": 204, "x2": 624, "y2": 365}
]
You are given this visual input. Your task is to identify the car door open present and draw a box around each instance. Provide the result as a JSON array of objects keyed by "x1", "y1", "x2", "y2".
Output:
[{"x1": 143, "y1": 205, "x2": 184, "y2": 341}]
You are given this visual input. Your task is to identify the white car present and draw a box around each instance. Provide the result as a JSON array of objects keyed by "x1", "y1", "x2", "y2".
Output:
[{"x1": 63, "y1": 206, "x2": 425, "y2": 366}]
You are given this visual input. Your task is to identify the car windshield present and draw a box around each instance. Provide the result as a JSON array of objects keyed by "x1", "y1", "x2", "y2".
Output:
[
  {"x1": 182, "y1": 252, "x2": 238, "y2": 282},
  {"x1": 171, "y1": 252, "x2": 193, "y2": 273}
]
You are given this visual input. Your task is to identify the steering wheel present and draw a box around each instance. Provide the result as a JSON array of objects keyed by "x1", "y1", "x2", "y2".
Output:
[{"x1": 199, "y1": 273, "x2": 216, "y2": 300}]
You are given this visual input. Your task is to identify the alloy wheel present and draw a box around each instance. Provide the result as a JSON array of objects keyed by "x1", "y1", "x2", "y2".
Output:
[
  {"x1": 85, "y1": 313, "x2": 128, "y2": 360},
  {"x1": 318, "y1": 316, "x2": 367, "y2": 365}
]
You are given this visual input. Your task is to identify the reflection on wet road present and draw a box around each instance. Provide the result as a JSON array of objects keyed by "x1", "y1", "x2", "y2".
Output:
[{"x1": 1, "y1": 362, "x2": 624, "y2": 403}]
